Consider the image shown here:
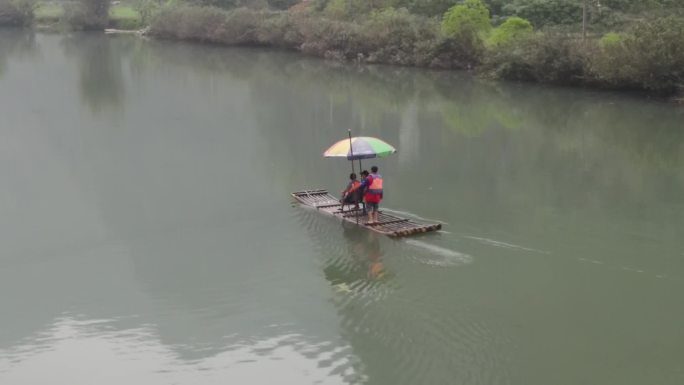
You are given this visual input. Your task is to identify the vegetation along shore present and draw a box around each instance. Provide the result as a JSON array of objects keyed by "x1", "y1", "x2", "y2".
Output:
[{"x1": 3, "y1": 0, "x2": 684, "y2": 96}]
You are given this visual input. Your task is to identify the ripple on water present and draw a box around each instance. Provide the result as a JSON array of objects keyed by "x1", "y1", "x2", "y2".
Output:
[{"x1": 327, "y1": 294, "x2": 512, "y2": 385}]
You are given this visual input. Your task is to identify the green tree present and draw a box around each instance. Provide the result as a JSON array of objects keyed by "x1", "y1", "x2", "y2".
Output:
[
  {"x1": 487, "y1": 16, "x2": 532, "y2": 47},
  {"x1": 441, "y1": 0, "x2": 491, "y2": 37}
]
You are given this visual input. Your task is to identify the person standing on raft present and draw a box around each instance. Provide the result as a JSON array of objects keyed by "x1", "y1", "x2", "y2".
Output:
[{"x1": 351, "y1": 166, "x2": 383, "y2": 224}]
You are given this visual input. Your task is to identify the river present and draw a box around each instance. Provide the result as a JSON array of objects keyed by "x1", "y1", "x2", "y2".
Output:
[{"x1": 1, "y1": 31, "x2": 683, "y2": 385}]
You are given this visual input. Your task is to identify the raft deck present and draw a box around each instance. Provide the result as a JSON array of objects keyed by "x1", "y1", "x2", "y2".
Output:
[{"x1": 292, "y1": 189, "x2": 442, "y2": 237}]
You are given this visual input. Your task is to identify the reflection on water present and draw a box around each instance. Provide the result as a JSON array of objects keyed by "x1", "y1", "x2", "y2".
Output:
[
  {"x1": 0, "y1": 316, "x2": 353, "y2": 385},
  {"x1": 0, "y1": 30, "x2": 35, "y2": 76},
  {"x1": 62, "y1": 34, "x2": 127, "y2": 114},
  {"x1": 300, "y1": 211, "x2": 394, "y2": 300},
  {"x1": 0, "y1": 33, "x2": 683, "y2": 385}
]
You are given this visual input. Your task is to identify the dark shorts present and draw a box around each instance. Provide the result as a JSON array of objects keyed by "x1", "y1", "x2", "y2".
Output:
[{"x1": 366, "y1": 202, "x2": 379, "y2": 212}]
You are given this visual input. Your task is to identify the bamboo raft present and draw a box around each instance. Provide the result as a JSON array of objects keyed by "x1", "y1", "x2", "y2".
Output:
[{"x1": 292, "y1": 189, "x2": 442, "y2": 237}]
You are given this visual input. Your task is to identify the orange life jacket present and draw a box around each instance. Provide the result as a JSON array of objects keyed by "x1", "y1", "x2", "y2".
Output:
[
  {"x1": 345, "y1": 180, "x2": 361, "y2": 197},
  {"x1": 368, "y1": 174, "x2": 383, "y2": 195}
]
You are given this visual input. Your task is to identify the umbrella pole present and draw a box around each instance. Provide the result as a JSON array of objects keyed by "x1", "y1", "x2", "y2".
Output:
[
  {"x1": 348, "y1": 129, "x2": 355, "y2": 175},
  {"x1": 348, "y1": 129, "x2": 359, "y2": 224},
  {"x1": 357, "y1": 158, "x2": 363, "y2": 225}
]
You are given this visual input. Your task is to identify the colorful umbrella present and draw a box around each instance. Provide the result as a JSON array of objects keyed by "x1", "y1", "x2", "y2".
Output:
[{"x1": 323, "y1": 136, "x2": 397, "y2": 160}]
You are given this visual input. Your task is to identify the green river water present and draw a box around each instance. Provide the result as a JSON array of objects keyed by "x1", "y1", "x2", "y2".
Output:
[{"x1": 0, "y1": 31, "x2": 683, "y2": 385}]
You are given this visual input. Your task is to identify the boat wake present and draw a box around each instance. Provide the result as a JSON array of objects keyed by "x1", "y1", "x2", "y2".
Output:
[
  {"x1": 463, "y1": 235, "x2": 550, "y2": 255},
  {"x1": 403, "y1": 239, "x2": 473, "y2": 267},
  {"x1": 382, "y1": 208, "x2": 448, "y2": 225}
]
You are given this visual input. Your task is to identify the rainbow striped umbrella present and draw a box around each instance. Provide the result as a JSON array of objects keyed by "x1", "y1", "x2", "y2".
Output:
[{"x1": 323, "y1": 136, "x2": 396, "y2": 160}]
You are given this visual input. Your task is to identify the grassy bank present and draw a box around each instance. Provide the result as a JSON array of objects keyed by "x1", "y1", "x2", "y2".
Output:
[
  {"x1": 34, "y1": 2, "x2": 62, "y2": 23},
  {"x1": 33, "y1": 1, "x2": 142, "y2": 29}
]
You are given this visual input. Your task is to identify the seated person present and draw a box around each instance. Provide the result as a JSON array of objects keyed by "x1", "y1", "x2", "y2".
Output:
[{"x1": 341, "y1": 173, "x2": 362, "y2": 205}]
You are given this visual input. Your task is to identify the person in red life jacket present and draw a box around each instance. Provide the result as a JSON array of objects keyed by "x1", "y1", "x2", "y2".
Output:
[{"x1": 351, "y1": 166, "x2": 383, "y2": 224}]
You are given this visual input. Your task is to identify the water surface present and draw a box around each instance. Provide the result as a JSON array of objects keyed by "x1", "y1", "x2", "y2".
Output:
[{"x1": 1, "y1": 31, "x2": 683, "y2": 385}]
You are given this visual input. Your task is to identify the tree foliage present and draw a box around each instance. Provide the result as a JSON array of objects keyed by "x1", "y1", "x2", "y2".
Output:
[
  {"x1": 0, "y1": 0, "x2": 35, "y2": 26},
  {"x1": 487, "y1": 16, "x2": 532, "y2": 47},
  {"x1": 598, "y1": 32, "x2": 624, "y2": 48},
  {"x1": 76, "y1": 0, "x2": 684, "y2": 95},
  {"x1": 441, "y1": 0, "x2": 491, "y2": 38},
  {"x1": 266, "y1": 0, "x2": 300, "y2": 10},
  {"x1": 591, "y1": 16, "x2": 684, "y2": 92},
  {"x1": 322, "y1": 0, "x2": 347, "y2": 19},
  {"x1": 501, "y1": 0, "x2": 582, "y2": 27},
  {"x1": 406, "y1": 0, "x2": 459, "y2": 16},
  {"x1": 65, "y1": 0, "x2": 110, "y2": 30}
]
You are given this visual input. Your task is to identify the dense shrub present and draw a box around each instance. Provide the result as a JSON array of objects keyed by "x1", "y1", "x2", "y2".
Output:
[
  {"x1": 482, "y1": 32, "x2": 587, "y2": 85},
  {"x1": 501, "y1": 0, "x2": 582, "y2": 28},
  {"x1": 255, "y1": 11, "x2": 300, "y2": 46},
  {"x1": 149, "y1": 4, "x2": 480, "y2": 69},
  {"x1": 136, "y1": 0, "x2": 159, "y2": 25},
  {"x1": 267, "y1": 0, "x2": 300, "y2": 10},
  {"x1": 147, "y1": 3, "x2": 684, "y2": 94},
  {"x1": 224, "y1": 7, "x2": 296, "y2": 45},
  {"x1": 483, "y1": 15, "x2": 684, "y2": 92},
  {"x1": 589, "y1": 17, "x2": 684, "y2": 92},
  {"x1": 151, "y1": 6, "x2": 299, "y2": 45},
  {"x1": 0, "y1": 0, "x2": 34, "y2": 26},
  {"x1": 408, "y1": 0, "x2": 459, "y2": 17},
  {"x1": 150, "y1": 6, "x2": 228, "y2": 42},
  {"x1": 619, "y1": 16, "x2": 684, "y2": 92},
  {"x1": 429, "y1": 34, "x2": 483, "y2": 68},
  {"x1": 322, "y1": 0, "x2": 347, "y2": 19},
  {"x1": 186, "y1": 0, "x2": 238, "y2": 8},
  {"x1": 296, "y1": 15, "x2": 364, "y2": 59},
  {"x1": 598, "y1": 31, "x2": 624, "y2": 48},
  {"x1": 359, "y1": 8, "x2": 437, "y2": 65}
]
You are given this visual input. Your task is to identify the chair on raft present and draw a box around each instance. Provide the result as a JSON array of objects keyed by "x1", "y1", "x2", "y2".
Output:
[{"x1": 340, "y1": 189, "x2": 364, "y2": 215}]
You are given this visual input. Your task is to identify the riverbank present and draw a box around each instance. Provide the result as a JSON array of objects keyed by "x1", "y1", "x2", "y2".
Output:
[
  {"x1": 147, "y1": 4, "x2": 684, "y2": 97},
  {"x1": 5, "y1": 0, "x2": 684, "y2": 98}
]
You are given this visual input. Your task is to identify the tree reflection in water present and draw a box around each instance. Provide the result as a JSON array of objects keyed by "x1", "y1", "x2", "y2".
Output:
[{"x1": 62, "y1": 33, "x2": 128, "y2": 114}]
